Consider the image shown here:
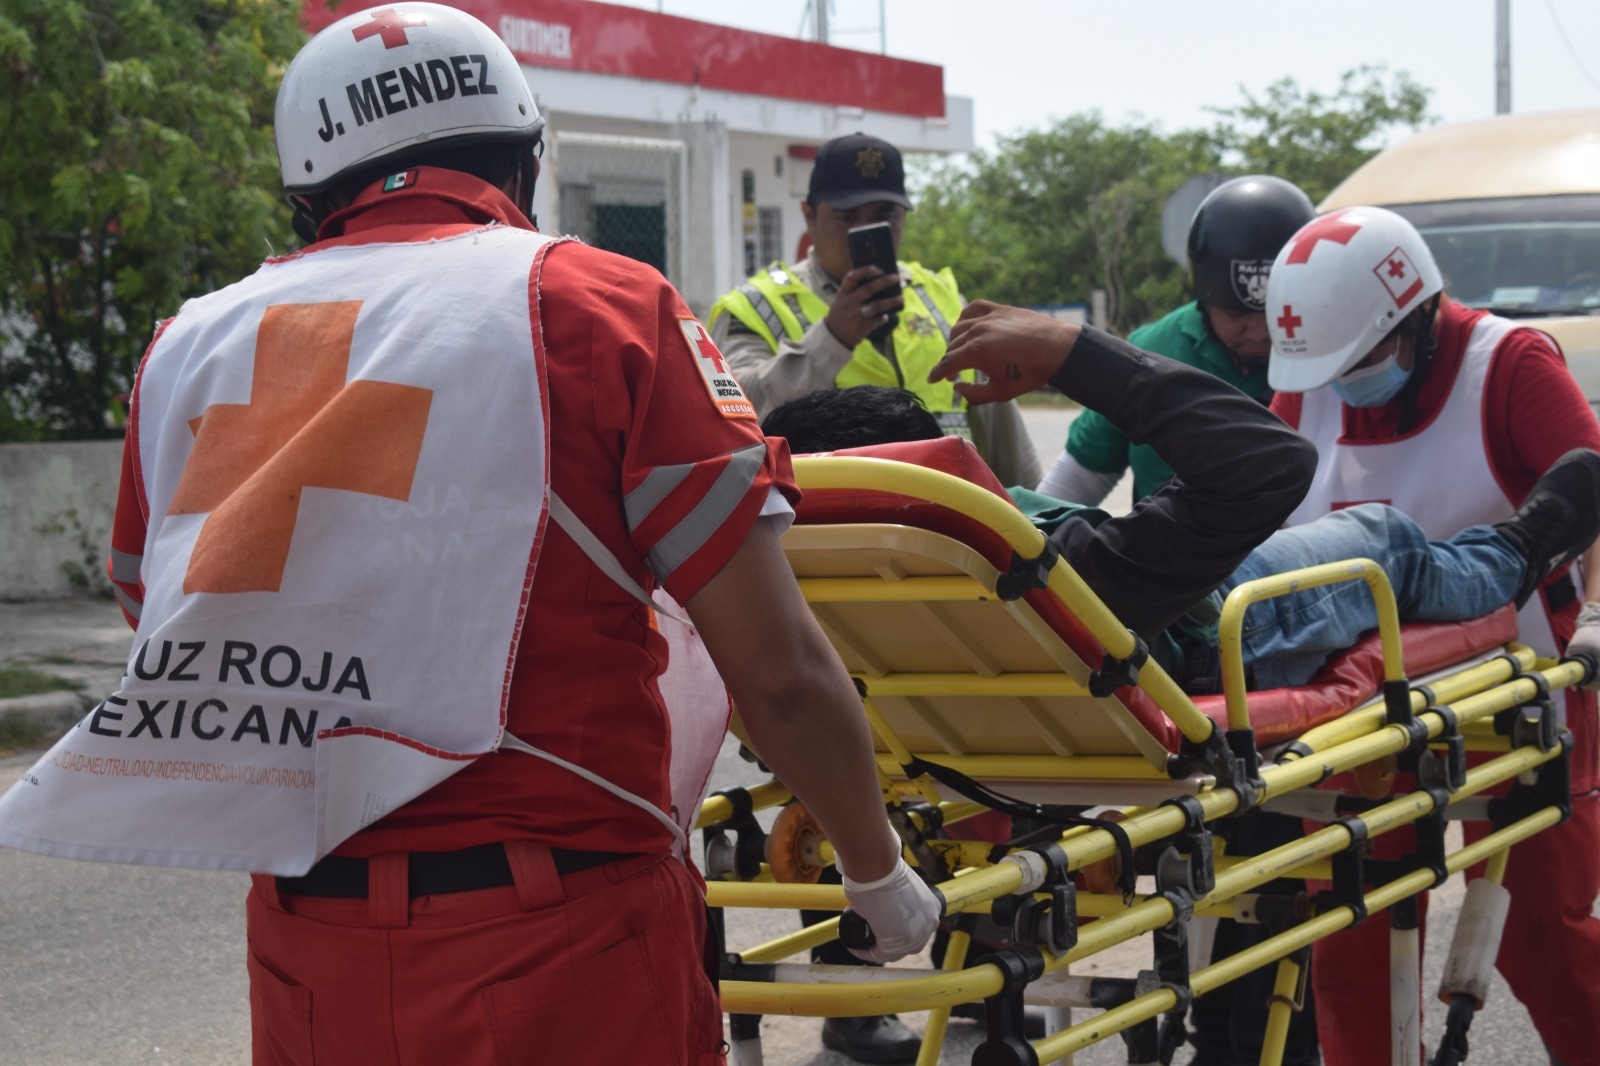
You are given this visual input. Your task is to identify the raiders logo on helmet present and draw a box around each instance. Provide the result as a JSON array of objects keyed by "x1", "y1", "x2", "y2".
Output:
[{"x1": 1230, "y1": 259, "x2": 1271, "y2": 312}]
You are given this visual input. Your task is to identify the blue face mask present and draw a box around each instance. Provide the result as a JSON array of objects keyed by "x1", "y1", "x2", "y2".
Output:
[{"x1": 1332, "y1": 350, "x2": 1412, "y2": 407}]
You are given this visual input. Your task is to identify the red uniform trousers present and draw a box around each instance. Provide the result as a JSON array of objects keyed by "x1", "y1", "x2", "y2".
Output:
[
  {"x1": 246, "y1": 846, "x2": 725, "y2": 1065},
  {"x1": 1312, "y1": 789, "x2": 1600, "y2": 1066}
]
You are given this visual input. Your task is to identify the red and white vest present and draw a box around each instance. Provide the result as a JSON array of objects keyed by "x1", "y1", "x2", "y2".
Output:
[
  {"x1": 1288, "y1": 313, "x2": 1573, "y2": 663},
  {"x1": 0, "y1": 227, "x2": 558, "y2": 874}
]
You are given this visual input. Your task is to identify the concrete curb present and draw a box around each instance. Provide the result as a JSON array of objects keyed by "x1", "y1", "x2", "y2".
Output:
[{"x1": 0, "y1": 689, "x2": 95, "y2": 736}]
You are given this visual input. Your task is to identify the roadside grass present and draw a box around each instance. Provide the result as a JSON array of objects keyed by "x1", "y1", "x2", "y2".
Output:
[
  {"x1": 0, "y1": 665, "x2": 84, "y2": 700},
  {"x1": 0, "y1": 712, "x2": 48, "y2": 752}
]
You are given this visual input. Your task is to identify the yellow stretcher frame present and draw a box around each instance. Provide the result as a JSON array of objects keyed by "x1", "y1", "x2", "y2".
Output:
[{"x1": 696, "y1": 456, "x2": 1585, "y2": 1066}]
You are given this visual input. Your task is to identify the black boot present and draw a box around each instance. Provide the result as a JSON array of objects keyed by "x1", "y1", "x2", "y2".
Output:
[
  {"x1": 820, "y1": 1015, "x2": 922, "y2": 1064},
  {"x1": 1494, "y1": 448, "x2": 1600, "y2": 608}
]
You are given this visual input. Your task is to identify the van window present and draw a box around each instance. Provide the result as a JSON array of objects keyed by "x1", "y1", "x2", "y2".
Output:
[{"x1": 1387, "y1": 194, "x2": 1600, "y2": 318}]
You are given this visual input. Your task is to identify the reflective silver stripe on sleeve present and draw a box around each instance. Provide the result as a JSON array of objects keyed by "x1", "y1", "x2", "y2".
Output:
[
  {"x1": 624, "y1": 463, "x2": 694, "y2": 533},
  {"x1": 634, "y1": 442, "x2": 767, "y2": 584},
  {"x1": 110, "y1": 549, "x2": 142, "y2": 584},
  {"x1": 739, "y1": 284, "x2": 786, "y2": 340},
  {"x1": 912, "y1": 284, "x2": 952, "y2": 341},
  {"x1": 780, "y1": 293, "x2": 811, "y2": 331},
  {"x1": 113, "y1": 585, "x2": 142, "y2": 622}
]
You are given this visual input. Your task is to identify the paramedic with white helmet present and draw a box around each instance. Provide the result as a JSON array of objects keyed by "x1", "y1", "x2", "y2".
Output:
[
  {"x1": 8, "y1": 5, "x2": 940, "y2": 1062},
  {"x1": 1266, "y1": 205, "x2": 1600, "y2": 1066}
]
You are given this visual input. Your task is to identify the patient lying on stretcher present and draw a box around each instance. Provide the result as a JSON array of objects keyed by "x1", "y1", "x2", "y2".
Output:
[{"x1": 764, "y1": 382, "x2": 1600, "y2": 696}]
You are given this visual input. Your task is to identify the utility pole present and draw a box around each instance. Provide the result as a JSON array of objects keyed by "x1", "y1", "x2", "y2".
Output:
[
  {"x1": 1495, "y1": 0, "x2": 1511, "y2": 114},
  {"x1": 813, "y1": 0, "x2": 829, "y2": 45}
]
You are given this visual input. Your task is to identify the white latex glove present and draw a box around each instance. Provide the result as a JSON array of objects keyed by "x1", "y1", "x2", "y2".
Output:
[
  {"x1": 1567, "y1": 602, "x2": 1600, "y2": 689},
  {"x1": 840, "y1": 855, "x2": 942, "y2": 963}
]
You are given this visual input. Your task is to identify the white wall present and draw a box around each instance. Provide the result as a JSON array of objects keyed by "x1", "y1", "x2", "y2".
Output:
[
  {"x1": 728, "y1": 133, "x2": 810, "y2": 276},
  {"x1": 522, "y1": 61, "x2": 973, "y2": 313},
  {"x1": 0, "y1": 442, "x2": 121, "y2": 601}
]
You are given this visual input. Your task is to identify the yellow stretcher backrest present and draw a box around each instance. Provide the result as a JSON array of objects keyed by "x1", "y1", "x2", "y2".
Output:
[{"x1": 783, "y1": 520, "x2": 1174, "y2": 766}]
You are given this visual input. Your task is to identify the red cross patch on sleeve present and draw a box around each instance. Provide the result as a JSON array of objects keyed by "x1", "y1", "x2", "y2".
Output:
[{"x1": 679, "y1": 317, "x2": 756, "y2": 420}]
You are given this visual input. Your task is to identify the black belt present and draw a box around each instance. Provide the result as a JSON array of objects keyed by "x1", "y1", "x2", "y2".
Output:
[{"x1": 276, "y1": 842, "x2": 634, "y2": 899}]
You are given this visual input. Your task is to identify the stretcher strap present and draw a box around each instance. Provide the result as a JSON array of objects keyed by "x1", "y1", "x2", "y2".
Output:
[{"x1": 900, "y1": 755, "x2": 1138, "y2": 902}]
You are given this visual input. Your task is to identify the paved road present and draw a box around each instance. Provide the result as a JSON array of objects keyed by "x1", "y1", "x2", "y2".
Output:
[{"x1": 0, "y1": 409, "x2": 1570, "y2": 1064}]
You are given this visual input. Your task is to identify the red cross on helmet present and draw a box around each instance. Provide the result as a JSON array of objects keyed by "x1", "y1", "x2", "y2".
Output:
[
  {"x1": 275, "y1": 2, "x2": 543, "y2": 195},
  {"x1": 1265, "y1": 205, "x2": 1444, "y2": 392}
]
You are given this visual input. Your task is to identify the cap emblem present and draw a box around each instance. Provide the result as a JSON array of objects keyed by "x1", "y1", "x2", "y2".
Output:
[{"x1": 855, "y1": 146, "x2": 887, "y2": 179}]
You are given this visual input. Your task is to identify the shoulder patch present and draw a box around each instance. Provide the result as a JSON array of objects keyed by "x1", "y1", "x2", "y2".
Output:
[{"x1": 678, "y1": 317, "x2": 756, "y2": 420}]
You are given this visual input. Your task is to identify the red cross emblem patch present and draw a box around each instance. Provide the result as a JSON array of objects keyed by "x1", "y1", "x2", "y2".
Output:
[
  {"x1": 679, "y1": 318, "x2": 755, "y2": 420},
  {"x1": 352, "y1": 8, "x2": 427, "y2": 49},
  {"x1": 1372, "y1": 246, "x2": 1425, "y2": 307}
]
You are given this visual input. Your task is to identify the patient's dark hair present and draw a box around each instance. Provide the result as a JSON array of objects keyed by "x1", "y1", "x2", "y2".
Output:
[{"x1": 762, "y1": 386, "x2": 944, "y2": 453}]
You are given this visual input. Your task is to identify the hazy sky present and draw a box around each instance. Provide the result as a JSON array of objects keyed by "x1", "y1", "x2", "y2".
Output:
[{"x1": 609, "y1": 0, "x2": 1600, "y2": 152}]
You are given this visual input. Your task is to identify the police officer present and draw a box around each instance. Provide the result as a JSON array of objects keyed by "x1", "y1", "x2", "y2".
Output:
[{"x1": 710, "y1": 132, "x2": 1039, "y2": 489}]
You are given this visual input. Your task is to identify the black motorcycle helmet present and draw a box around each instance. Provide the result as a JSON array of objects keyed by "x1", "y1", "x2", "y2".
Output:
[{"x1": 1187, "y1": 175, "x2": 1316, "y2": 314}]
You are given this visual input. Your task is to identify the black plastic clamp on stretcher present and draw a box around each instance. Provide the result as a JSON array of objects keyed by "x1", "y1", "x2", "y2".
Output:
[{"x1": 702, "y1": 786, "x2": 767, "y2": 881}]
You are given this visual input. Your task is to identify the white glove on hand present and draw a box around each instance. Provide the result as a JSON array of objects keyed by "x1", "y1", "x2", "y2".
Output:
[
  {"x1": 840, "y1": 855, "x2": 942, "y2": 964},
  {"x1": 1567, "y1": 603, "x2": 1600, "y2": 689}
]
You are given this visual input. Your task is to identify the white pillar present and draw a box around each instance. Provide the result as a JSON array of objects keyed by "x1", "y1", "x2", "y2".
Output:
[{"x1": 671, "y1": 119, "x2": 733, "y2": 318}]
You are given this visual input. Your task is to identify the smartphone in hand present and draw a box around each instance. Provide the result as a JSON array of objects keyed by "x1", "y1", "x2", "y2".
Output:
[{"x1": 847, "y1": 221, "x2": 903, "y2": 342}]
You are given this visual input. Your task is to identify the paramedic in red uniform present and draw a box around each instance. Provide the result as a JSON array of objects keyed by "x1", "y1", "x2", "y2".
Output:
[
  {"x1": 102, "y1": 7, "x2": 940, "y2": 1063},
  {"x1": 1265, "y1": 205, "x2": 1600, "y2": 1066}
]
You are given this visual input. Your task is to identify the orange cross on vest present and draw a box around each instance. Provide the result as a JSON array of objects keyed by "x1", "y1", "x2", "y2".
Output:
[{"x1": 168, "y1": 301, "x2": 433, "y2": 594}]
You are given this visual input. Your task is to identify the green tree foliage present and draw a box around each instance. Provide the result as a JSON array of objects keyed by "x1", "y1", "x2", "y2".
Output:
[
  {"x1": 0, "y1": 0, "x2": 304, "y2": 440},
  {"x1": 903, "y1": 67, "x2": 1431, "y2": 336},
  {"x1": 1210, "y1": 66, "x2": 1432, "y2": 203}
]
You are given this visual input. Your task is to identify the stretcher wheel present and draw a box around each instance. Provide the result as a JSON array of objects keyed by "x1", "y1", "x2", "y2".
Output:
[
  {"x1": 1353, "y1": 755, "x2": 1397, "y2": 801},
  {"x1": 768, "y1": 802, "x2": 826, "y2": 884}
]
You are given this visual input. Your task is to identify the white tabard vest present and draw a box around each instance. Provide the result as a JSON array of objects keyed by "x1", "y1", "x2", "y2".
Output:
[
  {"x1": 1288, "y1": 313, "x2": 1573, "y2": 666},
  {"x1": 1, "y1": 226, "x2": 563, "y2": 875}
]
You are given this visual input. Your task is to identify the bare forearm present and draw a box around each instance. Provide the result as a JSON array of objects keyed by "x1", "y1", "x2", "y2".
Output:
[
  {"x1": 687, "y1": 519, "x2": 899, "y2": 882},
  {"x1": 736, "y1": 647, "x2": 899, "y2": 881}
]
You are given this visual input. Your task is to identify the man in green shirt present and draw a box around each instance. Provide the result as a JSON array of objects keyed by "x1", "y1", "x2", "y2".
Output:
[{"x1": 1038, "y1": 176, "x2": 1314, "y2": 503}]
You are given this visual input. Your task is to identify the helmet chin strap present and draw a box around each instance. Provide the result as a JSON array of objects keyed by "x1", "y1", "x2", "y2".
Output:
[
  {"x1": 511, "y1": 139, "x2": 543, "y2": 228},
  {"x1": 290, "y1": 198, "x2": 321, "y2": 245},
  {"x1": 1394, "y1": 295, "x2": 1443, "y2": 433}
]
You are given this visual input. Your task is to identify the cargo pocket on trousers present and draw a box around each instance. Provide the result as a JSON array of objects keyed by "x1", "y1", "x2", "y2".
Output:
[
  {"x1": 247, "y1": 950, "x2": 315, "y2": 1066},
  {"x1": 481, "y1": 933, "x2": 677, "y2": 1064}
]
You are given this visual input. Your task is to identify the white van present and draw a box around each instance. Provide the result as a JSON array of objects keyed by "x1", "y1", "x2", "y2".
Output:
[{"x1": 1321, "y1": 109, "x2": 1600, "y2": 415}]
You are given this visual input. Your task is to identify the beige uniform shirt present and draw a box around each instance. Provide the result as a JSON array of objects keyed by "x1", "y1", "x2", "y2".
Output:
[{"x1": 711, "y1": 253, "x2": 1042, "y2": 488}]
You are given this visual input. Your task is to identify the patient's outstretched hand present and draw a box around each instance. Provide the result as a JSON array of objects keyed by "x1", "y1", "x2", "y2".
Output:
[{"x1": 928, "y1": 300, "x2": 1081, "y2": 405}]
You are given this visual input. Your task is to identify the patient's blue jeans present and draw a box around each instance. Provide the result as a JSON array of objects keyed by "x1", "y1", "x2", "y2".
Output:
[{"x1": 1219, "y1": 503, "x2": 1524, "y2": 690}]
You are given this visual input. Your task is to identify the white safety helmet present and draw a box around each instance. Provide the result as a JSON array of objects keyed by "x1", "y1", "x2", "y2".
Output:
[
  {"x1": 1265, "y1": 206, "x2": 1444, "y2": 392},
  {"x1": 275, "y1": 2, "x2": 543, "y2": 195}
]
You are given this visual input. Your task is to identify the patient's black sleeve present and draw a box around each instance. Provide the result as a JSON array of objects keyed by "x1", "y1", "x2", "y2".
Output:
[{"x1": 1045, "y1": 326, "x2": 1316, "y2": 640}]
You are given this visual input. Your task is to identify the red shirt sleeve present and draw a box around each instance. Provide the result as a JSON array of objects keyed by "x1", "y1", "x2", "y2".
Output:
[
  {"x1": 107, "y1": 327, "x2": 169, "y2": 630},
  {"x1": 1269, "y1": 390, "x2": 1303, "y2": 430},
  {"x1": 539, "y1": 242, "x2": 797, "y2": 604},
  {"x1": 1483, "y1": 327, "x2": 1600, "y2": 504}
]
